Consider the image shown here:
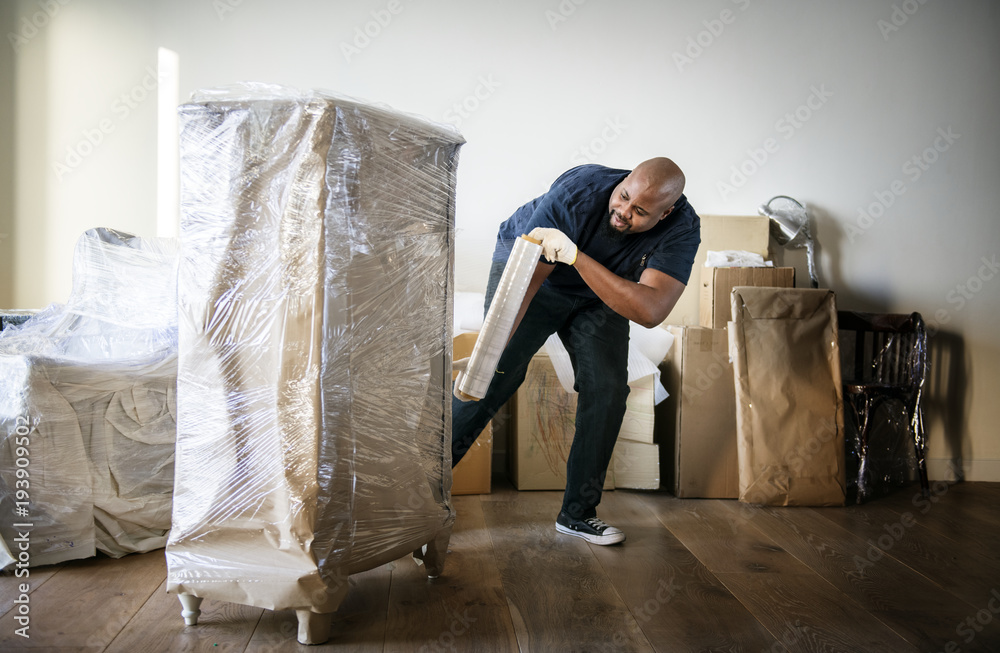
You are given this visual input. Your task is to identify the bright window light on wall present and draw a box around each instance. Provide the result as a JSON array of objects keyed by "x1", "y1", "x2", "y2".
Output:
[{"x1": 157, "y1": 47, "x2": 179, "y2": 239}]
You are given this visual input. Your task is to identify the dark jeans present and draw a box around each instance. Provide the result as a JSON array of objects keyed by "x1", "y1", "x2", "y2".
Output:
[{"x1": 452, "y1": 260, "x2": 630, "y2": 520}]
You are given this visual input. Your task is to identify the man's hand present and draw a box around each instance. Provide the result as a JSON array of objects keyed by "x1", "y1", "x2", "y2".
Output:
[{"x1": 529, "y1": 227, "x2": 578, "y2": 265}]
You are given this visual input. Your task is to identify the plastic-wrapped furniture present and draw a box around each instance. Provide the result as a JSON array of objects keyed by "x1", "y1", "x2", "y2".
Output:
[
  {"x1": 838, "y1": 311, "x2": 929, "y2": 503},
  {"x1": 165, "y1": 85, "x2": 463, "y2": 645},
  {"x1": 0, "y1": 228, "x2": 178, "y2": 570}
]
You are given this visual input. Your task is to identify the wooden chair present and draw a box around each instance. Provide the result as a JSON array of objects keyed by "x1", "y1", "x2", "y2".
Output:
[{"x1": 838, "y1": 311, "x2": 930, "y2": 502}]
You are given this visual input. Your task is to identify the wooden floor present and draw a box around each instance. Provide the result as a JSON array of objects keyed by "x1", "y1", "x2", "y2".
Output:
[{"x1": 3, "y1": 479, "x2": 1000, "y2": 652}]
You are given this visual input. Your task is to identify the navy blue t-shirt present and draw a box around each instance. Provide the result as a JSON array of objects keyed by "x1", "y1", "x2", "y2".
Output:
[{"x1": 493, "y1": 164, "x2": 701, "y2": 298}]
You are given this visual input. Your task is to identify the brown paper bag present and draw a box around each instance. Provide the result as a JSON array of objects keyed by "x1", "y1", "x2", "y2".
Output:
[{"x1": 729, "y1": 287, "x2": 846, "y2": 506}]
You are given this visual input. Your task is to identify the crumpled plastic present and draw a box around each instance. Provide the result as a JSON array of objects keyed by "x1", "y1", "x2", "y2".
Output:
[{"x1": 0, "y1": 228, "x2": 179, "y2": 570}]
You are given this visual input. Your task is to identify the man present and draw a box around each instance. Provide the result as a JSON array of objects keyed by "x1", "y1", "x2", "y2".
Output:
[{"x1": 453, "y1": 157, "x2": 700, "y2": 545}]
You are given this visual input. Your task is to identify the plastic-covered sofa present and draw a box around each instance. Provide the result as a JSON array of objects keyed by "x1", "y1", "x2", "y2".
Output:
[{"x1": 0, "y1": 228, "x2": 179, "y2": 570}]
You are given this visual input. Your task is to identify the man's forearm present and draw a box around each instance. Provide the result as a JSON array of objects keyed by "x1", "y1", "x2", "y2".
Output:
[{"x1": 572, "y1": 252, "x2": 683, "y2": 327}]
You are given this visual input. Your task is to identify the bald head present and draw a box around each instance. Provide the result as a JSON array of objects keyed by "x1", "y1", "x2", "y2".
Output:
[
  {"x1": 606, "y1": 157, "x2": 686, "y2": 235},
  {"x1": 632, "y1": 157, "x2": 686, "y2": 212}
]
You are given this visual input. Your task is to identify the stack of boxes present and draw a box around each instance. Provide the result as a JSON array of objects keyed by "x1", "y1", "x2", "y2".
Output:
[{"x1": 656, "y1": 215, "x2": 795, "y2": 498}]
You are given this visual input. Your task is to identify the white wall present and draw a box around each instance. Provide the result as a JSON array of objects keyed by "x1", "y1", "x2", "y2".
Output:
[{"x1": 4, "y1": 0, "x2": 999, "y2": 480}]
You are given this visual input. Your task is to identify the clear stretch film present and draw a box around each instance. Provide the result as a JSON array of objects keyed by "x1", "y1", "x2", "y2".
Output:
[{"x1": 456, "y1": 235, "x2": 541, "y2": 400}]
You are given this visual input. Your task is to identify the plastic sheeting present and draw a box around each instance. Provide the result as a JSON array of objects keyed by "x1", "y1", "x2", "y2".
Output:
[
  {"x1": 455, "y1": 235, "x2": 541, "y2": 400},
  {"x1": 0, "y1": 228, "x2": 179, "y2": 570},
  {"x1": 165, "y1": 84, "x2": 463, "y2": 614},
  {"x1": 838, "y1": 312, "x2": 928, "y2": 503}
]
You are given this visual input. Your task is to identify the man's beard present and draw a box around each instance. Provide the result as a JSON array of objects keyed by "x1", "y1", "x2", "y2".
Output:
[{"x1": 601, "y1": 211, "x2": 629, "y2": 241}]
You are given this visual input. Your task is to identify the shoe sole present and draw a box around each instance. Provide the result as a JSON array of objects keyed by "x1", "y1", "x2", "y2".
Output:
[{"x1": 555, "y1": 522, "x2": 625, "y2": 546}]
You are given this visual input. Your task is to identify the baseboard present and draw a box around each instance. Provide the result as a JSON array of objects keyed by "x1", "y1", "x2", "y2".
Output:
[{"x1": 927, "y1": 458, "x2": 1000, "y2": 482}]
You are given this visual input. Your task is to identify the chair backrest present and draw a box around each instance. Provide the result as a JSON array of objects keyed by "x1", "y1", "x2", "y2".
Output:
[{"x1": 837, "y1": 311, "x2": 927, "y2": 389}]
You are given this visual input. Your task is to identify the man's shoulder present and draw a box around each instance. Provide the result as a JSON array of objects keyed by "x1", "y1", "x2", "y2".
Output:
[
  {"x1": 669, "y1": 193, "x2": 701, "y2": 231},
  {"x1": 551, "y1": 164, "x2": 630, "y2": 194}
]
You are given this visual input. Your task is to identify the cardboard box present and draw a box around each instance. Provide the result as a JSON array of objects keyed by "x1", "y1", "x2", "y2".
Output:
[
  {"x1": 665, "y1": 215, "x2": 770, "y2": 326},
  {"x1": 452, "y1": 423, "x2": 492, "y2": 495},
  {"x1": 730, "y1": 287, "x2": 846, "y2": 506},
  {"x1": 509, "y1": 353, "x2": 613, "y2": 491},
  {"x1": 700, "y1": 267, "x2": 795, "y2": 328},
  {"x1": 657, "y1": 326, "x2": 739, "y2": 498},
  {"x1": 509, "y1": 352, "x2": 660, "y2": 491},
  {"x1": 452, "y1": 333, "x2": 492, "y2": 495}
]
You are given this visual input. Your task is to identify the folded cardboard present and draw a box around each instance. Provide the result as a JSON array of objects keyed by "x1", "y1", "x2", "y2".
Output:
[
  {"x1": 700, "y1": 267, "x2": 795, "y2": 328},
  {"x1": 729, "y1": 287, "x2": 846, "y2": 506},
  {"x1": 508, "y1": 352, "x2": 660, "y2": 491},
  {"x1": 612, "y1": 439, "x2": 660, "y2": 490},
  {"x1": 619, "y1": 373, "x2": 656, "y2": 444},
  {"x1": 665, "y1": 215, "x2": 770, "y2": 326},
  {"x1": 452, "y1": 333, "x2": 492, "y2": 495},
  {"x1": 657, "y1": 326, "x2": 739, "y2": 498}
]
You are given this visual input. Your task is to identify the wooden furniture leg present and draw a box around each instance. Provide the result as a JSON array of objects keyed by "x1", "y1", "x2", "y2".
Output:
[
  {"x1": 178, "y1": 594, "x2": 203, "y2": 626},
  {"x1": 296, "y1": 610, "x2": 332, "y2": 645}
]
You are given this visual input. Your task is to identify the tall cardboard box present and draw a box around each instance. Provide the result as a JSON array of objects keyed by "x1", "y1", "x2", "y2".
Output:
[
  {"x1": 657, "y1": 326, "x2": 739, "y2": 498},
  {"x1": 700, "y1": 267, "x2": 795, "y2": 328},
  {"x1": 729, "y1": 287, "x2": 846, "y2": 506},
  {"x1": 452, "y1": 333, "x2": 492, "y2": 495}
]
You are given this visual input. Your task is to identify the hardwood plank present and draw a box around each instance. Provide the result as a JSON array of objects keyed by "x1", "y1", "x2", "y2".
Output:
[
  {"x1": 482, "y1": 492, "x2": 654, "y2": 653},
  {"x1": 940, "y1": 481, "x2": 1000, "y2": 523},
  {"x1": 0, "y1": 550, "x2": 165, "y2": 649},
  {"x1": 815, "y1": 499, "x2": 1000, "y2": 609},
  {"x1": 715, "y1": 572, "x2": 920, "y2": 653},
  {"x1": 480, "y1": 473, "x2": 521, "y2": 502},
  {"x1": 592, "y1": 490, "x2": 784, "y2": 652},
  {"x1": 384, "y1": 494, "x2": 519, "y2": 653},
  {"x1": 0, "y1": 564, "x2": 63, "y2": 618},
  {"x1": 647, "y1": 497, "x2": 813, "y2": 575},
  {"x1": 722, "y1": 500, "x2": 986, "y2": 649},
  {"x1": 245, "y1": 563, "x2": 392, "y2": 652},
  {"x1": 869, "y1": 481, "x2": 1000, "y2": 558},
  {"x1": 105, "y1": 579, "x2": 263, "y2": 653}
]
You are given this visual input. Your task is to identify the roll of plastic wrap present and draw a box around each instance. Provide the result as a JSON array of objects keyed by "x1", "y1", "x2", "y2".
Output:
[{"x1": 455, "y1": 235, "x2": 541, "y2": 400}]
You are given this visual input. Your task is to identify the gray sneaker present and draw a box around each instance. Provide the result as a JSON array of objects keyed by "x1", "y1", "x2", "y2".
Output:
[{"x1": 555, "y1": 512, "x2": 625, "y2": 545}]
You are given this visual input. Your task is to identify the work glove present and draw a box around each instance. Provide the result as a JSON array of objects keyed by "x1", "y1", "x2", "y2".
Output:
[
  {"x1": 528, "y1": 227, "x2": 578, "y2": 265},
  {"x1": 453, "y1": 357, "x2": 472, "y2": 401}
]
